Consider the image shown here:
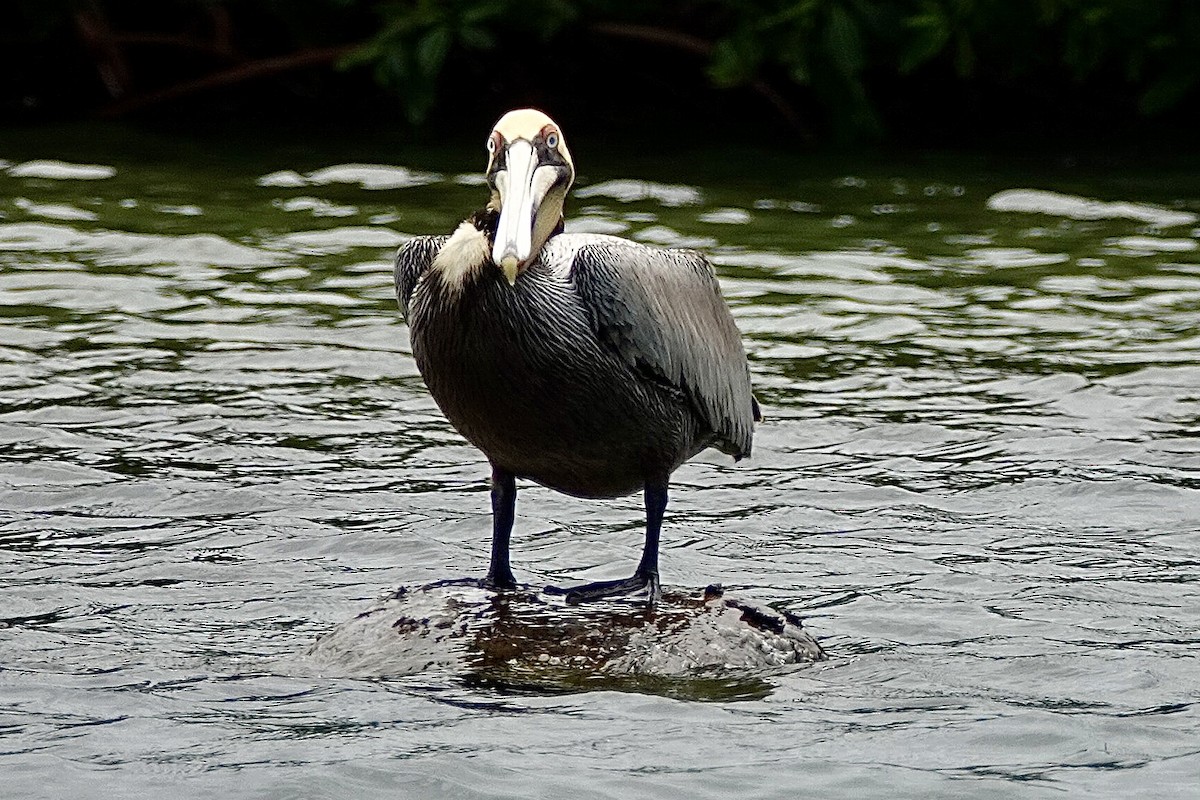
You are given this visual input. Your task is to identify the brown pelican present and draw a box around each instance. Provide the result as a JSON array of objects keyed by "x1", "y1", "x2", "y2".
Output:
[{"x1": 395, "y1": 108, "x2": 759, "y2": 603}]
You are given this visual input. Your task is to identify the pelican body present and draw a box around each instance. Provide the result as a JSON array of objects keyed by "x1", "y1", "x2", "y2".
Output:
[{"x1": 395, "y1": 109, "x2": 758, "y2": 602}]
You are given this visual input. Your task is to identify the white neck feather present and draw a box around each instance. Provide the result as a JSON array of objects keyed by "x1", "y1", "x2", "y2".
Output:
[{"x1": 432, "y1": 220, "x2": 492, "y2": 291}]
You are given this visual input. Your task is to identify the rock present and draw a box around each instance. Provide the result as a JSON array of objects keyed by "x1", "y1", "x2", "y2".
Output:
[{"x1": 306, "y1": 580, "x2": 824, "y2": 697}]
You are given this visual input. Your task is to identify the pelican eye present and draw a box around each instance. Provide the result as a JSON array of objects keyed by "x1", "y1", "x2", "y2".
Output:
[
  {"x1": 546, "y1": 132, "x2": 559, "y2": 149},
  {"x1": 486, "y1": 136, "x2": 496, "y2": 153}
]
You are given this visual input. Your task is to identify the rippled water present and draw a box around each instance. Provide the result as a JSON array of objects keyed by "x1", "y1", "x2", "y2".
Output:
[{"x1": 2, "y1": 130, "x2": 1199, "y2": 798}]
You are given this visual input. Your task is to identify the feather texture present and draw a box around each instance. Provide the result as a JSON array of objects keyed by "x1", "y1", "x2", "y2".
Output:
[
  {"x1": 395, "y1": 230, "x2": 757, "y2": 497},
  {"x1": 394, "y1": 234, "x2": 446, "y2": 322},
  {"x1": 550, "y1": 235, "x2": 756, "y2": 458}
]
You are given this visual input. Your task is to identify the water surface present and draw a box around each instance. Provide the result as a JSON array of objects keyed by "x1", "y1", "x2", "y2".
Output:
[{"x1": 1, "y1": 129, "x2": 1198, "y2": 798}]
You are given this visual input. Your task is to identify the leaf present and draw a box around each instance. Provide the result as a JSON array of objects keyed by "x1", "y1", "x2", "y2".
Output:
[
  {"x1": 339, "y1": 39, "x2": 383, "y2": 71},
  {"x1": 375, "y1": 48, "x2": 411, "y2": 90},
  {"x1": 1139, "y1": 69, "x2": 1200, "y2": 115},
  {"x1": 458, "y1": 25, "x2": 496, "y2": 50},
  {"x1": 708, "y1": 36, "x2": 761, "y2": 87},
  {"x1": 823, "y1": 4, "x2": 864, "y2": 77},
  {"x1": 462, "y1": 1, "x2": 508, "y2": 25},
  {"x1": 415, "y1": 26, "x2": 450, "y2": 78},
  {"x1": 900, "y1": 12, "x2": 950, "y2": 73}
]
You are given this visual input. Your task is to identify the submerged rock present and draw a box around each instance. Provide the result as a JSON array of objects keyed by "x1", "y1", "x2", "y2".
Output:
[{"x1": 306, "y1": 581, "x2": 824, "y2": 697}]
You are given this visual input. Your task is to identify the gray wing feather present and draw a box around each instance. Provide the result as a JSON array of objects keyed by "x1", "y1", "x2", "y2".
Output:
[
  {"x1": 570, "y1": 241, "x2": 757, "y2": 458},
  {"x1": 394, "y1": 235, "x2": 448, "y2": 320}
]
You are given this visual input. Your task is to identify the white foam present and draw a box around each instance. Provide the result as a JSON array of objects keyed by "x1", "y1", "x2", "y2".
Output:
[
  {"x1": 0, "y1": 221, "x2": 284, "y2": 268},
  {"x1": 698, "y1": 208, "x2": 753, "y2": 224},
  {"x1": 272, "y1": 196, "x2": 358, "y2": 217},
  {"x1": 8, "y1": 160, "x2": 116, "y2": 180},
  {"x1": 262, "y1": 226, "x2": 408, "y2": 255},
  {"x1": 303, "y1": 164, "x2": 441, "y2": 190},
  {"x1": 987, "y1": 189, "x2": 1197, "y2": 227},
  {"x1": 1112, "y1": 235, "x2": 1198, "y2": 253},
  {"x1": 257, "y1": 164, "x2": 442, "y2": 190},
  {"x1": 256, "y1": 170, "x2": 307, "y2": 188},
  {"x1": 13, "y1": 198, "x2": 98, "y2": 222},
  {"x1": 574, "y1": 179, "x2": 703, "y2": 207}
]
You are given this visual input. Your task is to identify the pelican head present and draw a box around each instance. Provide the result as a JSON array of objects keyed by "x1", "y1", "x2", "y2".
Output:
[{"x1": 486, "y1": 108, "x2": 575, "y2": 284}]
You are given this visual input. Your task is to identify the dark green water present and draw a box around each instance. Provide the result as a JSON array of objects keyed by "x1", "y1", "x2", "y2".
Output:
[{"x1": 2, "y1": 126, "x2": 1198, "y2": 798}]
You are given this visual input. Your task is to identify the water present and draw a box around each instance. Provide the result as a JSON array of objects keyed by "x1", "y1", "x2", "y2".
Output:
[{"x1": 1, "y1": 127, "x2": 1198, "y2": 798}]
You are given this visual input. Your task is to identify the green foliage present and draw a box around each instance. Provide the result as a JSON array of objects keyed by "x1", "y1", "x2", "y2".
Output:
[
  {"x1": 10, "y1": 0, "x2": 1199, "y2": 140},
  {"x1": 343, "y1": 0, "x2": 1200, "y2": 139},
  {"x1": 343, "y1": 0, "x2": 577, "y2": 124},
  {"x1": 897, "y1": 0, "x2": 1200, "y2": 119}
]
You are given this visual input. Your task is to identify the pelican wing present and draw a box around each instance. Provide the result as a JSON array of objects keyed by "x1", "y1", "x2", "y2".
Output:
[
  {"x1": 570, "y1": 240, "x2": 757, "y2": 458},
  {"x1": 394, "y1": 234, "x2": 449, "y2": 320}
]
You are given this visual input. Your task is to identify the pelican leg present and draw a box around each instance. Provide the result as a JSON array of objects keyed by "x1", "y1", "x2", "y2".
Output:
[
  {"x1": 549, "y1": 482, "x2": 666, "y2": 605},
  {"x1": 484, "y1": 465, "x2": 518, "y2": 590}
]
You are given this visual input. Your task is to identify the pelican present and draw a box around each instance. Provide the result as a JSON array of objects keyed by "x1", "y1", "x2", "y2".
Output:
[{"x1": 395, "y1": 108, "x2": 759, "y2": 603}]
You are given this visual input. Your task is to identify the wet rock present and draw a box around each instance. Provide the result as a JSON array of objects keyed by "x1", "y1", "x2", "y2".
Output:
[{"x1": 306, "y1": 581, "x2": 824, "y2": 697}]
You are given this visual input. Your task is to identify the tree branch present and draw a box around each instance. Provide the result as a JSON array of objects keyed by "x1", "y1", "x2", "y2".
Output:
[
  {"x1": 74, "y1": 3, "x2": 134, "y2": 99},
  {"x1": 99, "y1": 45, "x2": 356, "y2": 117}
]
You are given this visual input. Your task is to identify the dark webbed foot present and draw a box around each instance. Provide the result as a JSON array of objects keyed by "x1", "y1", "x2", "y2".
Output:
[
  {"x1": 545, "y1": 569, "x2": 661, "y2": 605},
  {"x1": 418, "y1": 576, "x2": 512, "y2": 592},
  {"x1": 544, "y1": 483, "x2": 668, "y2": 605},
  {"x1": 483, "y1": 569, "x2": 518, "y2": 592}
]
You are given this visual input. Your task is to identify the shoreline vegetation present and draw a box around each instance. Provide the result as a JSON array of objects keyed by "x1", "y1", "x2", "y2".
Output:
[{"x1": 5, "y1": 1, "x2": 1199, "y2": 148}]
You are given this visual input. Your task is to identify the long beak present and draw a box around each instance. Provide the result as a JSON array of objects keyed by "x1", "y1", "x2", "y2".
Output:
[{"x1": 492, "y1": 139, "x2": 544, "y2": 285}]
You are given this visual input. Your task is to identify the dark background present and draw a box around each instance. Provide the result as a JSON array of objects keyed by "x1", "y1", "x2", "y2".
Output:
[{"x1": 5, "y1": 1, "x2": 1200, "y2": 152}]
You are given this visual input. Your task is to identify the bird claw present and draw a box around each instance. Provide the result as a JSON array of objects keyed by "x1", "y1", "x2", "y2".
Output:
[{"x1": 544, "y1": 571, "x2": 661, "y2": 605}]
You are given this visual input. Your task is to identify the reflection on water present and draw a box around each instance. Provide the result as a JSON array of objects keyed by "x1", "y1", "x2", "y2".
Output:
[{"x1": 1, "y1": 139, "x2": 1198, "y2": 798}]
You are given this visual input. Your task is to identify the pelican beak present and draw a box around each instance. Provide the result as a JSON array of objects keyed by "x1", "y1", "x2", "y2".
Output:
[
  {"x1": 500, "y1": 256, "x2": 520, "y2": 286},
  {"x1": 492, "y1": 139, "x2": 556, "y2": 283}
]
